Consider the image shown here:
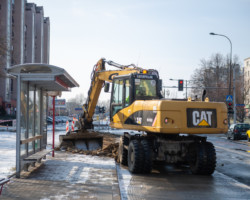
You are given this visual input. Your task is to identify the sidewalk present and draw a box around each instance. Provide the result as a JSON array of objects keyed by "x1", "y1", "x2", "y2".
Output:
[{"x1": 1, "y1": 151, "x2": 120, "y2": 200}]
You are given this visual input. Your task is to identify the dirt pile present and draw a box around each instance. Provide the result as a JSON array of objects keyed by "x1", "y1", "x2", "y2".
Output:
[{"x1": 56, "y1": 131, "x2": 120, "y2": 160}]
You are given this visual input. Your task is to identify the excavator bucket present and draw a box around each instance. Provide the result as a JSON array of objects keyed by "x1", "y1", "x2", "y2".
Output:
[{"x1": 59, "y1": 131, "x2": 103, "y2": 151}]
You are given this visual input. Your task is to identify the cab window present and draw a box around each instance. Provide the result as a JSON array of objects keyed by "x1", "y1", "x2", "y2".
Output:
[
  {"x1": 125, "y1": 80, "x2": 130, "y2": 107},
  {"x1": 111, "y1": 79, "x2": 123, "y2": 117},
  {"x1": 135, "y1": 79, "x2": 156, "y2": 98},
  {"x1": 111, "y1": 79, "x2": 131, "y2": 118}
]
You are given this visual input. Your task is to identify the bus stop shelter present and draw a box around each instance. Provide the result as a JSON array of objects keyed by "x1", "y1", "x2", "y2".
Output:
[{"x1": 7, "y1": 64, "x2": 79, "y2": 178}]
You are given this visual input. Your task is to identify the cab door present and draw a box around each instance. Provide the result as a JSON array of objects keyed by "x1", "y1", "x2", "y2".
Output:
[
  {"x1": 110, "y1": 78, "x2": 131, "y2": 123},
  {"x1": 110, "y1": 79, "x2": 123, "y2": 123}
]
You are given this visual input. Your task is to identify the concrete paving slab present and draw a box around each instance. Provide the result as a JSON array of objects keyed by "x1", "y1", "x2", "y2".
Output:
[{"x1": 1, "y1": 151, "x2": 120, "y2": 200}]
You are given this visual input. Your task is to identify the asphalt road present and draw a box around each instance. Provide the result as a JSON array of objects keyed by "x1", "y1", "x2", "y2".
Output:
[{"x1": 117, "y1": 134, "x2": 250, "y2": 200}]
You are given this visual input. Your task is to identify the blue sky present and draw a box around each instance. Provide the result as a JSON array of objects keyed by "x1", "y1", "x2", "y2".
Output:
[{"x1": 33, "y1": 0, "x2": 250, "y2": 99}]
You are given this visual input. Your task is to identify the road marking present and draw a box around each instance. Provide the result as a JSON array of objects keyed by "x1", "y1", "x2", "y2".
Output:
[
  {"x1": 215, "y1": 171, "x2": 250, "y2": 190},
  {"x1": 215, "y1": 145, "x2": 250, "y2": 158},
  {"x1": 215, "y1": 137, "x2": 250, "y2": 146}
]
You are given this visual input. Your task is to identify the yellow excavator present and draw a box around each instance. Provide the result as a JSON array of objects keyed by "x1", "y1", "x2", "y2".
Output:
[{"x1": 63, "y1": 58, "x2": 228, "y2": 175}]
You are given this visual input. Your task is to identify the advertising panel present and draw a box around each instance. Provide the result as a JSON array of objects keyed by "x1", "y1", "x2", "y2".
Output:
[{"x1": 55, "y1": 99, "x2": 66, "y2": 108}]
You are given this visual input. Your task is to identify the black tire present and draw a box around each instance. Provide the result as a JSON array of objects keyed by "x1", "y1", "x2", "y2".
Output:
[
  {"x1": 141, "y1": 139, "x2": 153, "y2": 173},
  {"x1": 189, "y1": 142, "x2": 216, "y2": 175},
  {"x1": 227, "y1": 133, "x2": 230, "y2": 140},
  {"x1": 247, "y1": 135, "x2": 250, "y2": 142},
  {"x1": 118, "y1": 136, "x2": 128, "y2": 166},
  {"x1": 128, "y1": 140, "x2": 144, "y2": 173}
]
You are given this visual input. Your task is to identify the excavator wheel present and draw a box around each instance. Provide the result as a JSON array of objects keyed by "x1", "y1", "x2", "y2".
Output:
[
  {"x1": 188, "y1": 141, "x2": 216, "y2": 175},
  {"x1": 118, "y1": 136, "x2": 128, "y2": 166},
  {"x1": 128, "y1": 139, "x2": 144, "y2": 173},
  {"x1": 141, "y1": 139, "x2": 153, "y2": 173}
]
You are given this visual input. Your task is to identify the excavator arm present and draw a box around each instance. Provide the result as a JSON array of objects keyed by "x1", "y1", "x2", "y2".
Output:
[{"x1": 80, "y1": 58, "x2": 142, "y2": 129}]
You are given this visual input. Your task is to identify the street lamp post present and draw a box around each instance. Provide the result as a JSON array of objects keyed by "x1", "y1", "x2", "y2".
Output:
[{"x1": 210, "y1": 32, "x2": 236, "y2": 124}]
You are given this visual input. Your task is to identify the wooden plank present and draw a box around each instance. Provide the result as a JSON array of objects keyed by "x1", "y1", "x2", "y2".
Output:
[
  {"x1": 23, "y1": 149, "x2": 51, "y2": 161},
  {"x1": 20, "y1": 135, "x2": 43, "y2": 145}
]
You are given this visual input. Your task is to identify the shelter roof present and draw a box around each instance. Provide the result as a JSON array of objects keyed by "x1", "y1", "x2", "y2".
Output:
[{"x1": 7, "y1": 63, "x2": 79, "y2": 91}]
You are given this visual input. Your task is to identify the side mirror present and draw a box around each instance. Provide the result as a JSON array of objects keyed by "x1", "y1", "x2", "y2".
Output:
[{"x1": 104, "y1": 82, "x2": 110, "y2": 92}]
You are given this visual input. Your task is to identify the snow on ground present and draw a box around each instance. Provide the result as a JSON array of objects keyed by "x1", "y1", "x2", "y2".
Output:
[
  {"x1": 0, "y1": 131, "x2": 16, "y2": 179},
  {"x1": 0, "y1": 122, "x2": 140, "y2": 179},
  {"x1": 0, "y1": 124, "x2": 67, "y2": 179}
]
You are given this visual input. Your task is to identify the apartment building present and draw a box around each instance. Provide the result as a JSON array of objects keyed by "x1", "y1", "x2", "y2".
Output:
[{"x1": 0, "y1": 0, "x2": 50, "y2": 115}]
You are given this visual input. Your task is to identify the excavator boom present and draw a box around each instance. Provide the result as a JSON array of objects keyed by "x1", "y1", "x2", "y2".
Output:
[{"x1": 80, "y1": 58, "x2": 142, "y2": 129}]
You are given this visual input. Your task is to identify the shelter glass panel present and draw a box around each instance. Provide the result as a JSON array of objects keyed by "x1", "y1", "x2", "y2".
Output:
[
  {"x1": 35, "y1": 139, "x2": 40, "y2": 151},
  {"x1": 35, "y1": 89, "x2": 41, "y2": 136},
  {"x1": 42, "y1": 92, "x2": 48, "y2": 147},
  {"x1": 28, "y1": 141, "x2": 32, "y2": 153},
  {"x1": 28, "y1": 85, "x2": 35, "y2": 138},
  {"x1": 20, "y1": 82, "x2": 28, "y2": 140},
  {"x1": 28, "y1": 85, "x2": 35, "y2": 153},
  {"x1": 21, "y1": 144, "x2": 26, "y2": 156}
]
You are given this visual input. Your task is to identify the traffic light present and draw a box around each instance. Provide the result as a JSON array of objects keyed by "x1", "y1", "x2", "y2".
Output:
[
  {"x1": 99, "y1": 106, "x2": 102, "y2": 113},
  {"x1": 178, "y1": 79, "x2": 184, "y2": 91},
  {"x1": 227, "y1": 102, "x2": 234, "y2": 114}
]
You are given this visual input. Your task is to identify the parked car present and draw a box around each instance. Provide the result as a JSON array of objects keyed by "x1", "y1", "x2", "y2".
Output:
[
  {"x1": 47, "y1": 116, "x2": 60, "y2": 124},
  {"x1": 227, "y1": 123, "x2": 250, "y2": 140},
  {"x1": 47, "y1": 116, "x2": 53, "y2": 124},
  {"x1": 55, "y1": 116, "x2": 63, "y2": 123},
  {"x1": 246, "y1": 130, "x2": 250, "y2": 142}
]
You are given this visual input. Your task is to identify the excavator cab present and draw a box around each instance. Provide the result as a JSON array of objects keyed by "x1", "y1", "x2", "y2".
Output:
[{"x1": 110, "y1": 71, "x2": 162, "y2": 120}]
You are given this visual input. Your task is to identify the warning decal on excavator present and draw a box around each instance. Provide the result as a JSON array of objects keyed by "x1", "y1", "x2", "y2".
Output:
[
  {"x1": 187, "y1": 108, "x2": 217, "y2": 128},
  {"x1": 125, "y1": 110, "x2": 157, "y2": 126},
  {"x1": 198, "y1": 119, "x2": 210, "y2": 126}
]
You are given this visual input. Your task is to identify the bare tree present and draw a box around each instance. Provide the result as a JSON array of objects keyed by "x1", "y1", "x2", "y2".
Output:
[
  {"x1": 190, "y1": 53, "x2": 229, "y2": 102},
  {"x1": 191, "y1": 53, "x2": 242, "y2": 100},
  {"x1": 235, "y1": 63, "x2": 245, "y2": 122},
  {"x1": 66, "y1": 93, "x2": 86, "y2": 115},
  {"x1": 190, "y1": 53, "x2": 244, "y2": 120}
]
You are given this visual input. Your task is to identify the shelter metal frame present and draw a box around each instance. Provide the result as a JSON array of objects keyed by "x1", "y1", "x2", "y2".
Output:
[{"x1": 8, "y1": 64, "x2": 79, "y2": 177}]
